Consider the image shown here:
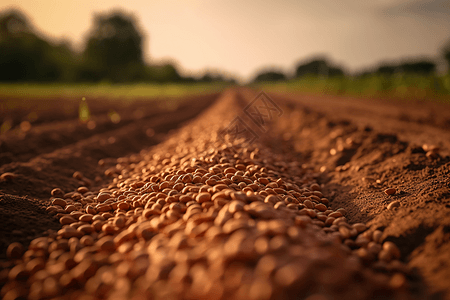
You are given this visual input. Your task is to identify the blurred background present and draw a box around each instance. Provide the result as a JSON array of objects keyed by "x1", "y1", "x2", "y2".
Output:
[{"x1": 0, "y1": 0, "x2": 449, "y2": 98}]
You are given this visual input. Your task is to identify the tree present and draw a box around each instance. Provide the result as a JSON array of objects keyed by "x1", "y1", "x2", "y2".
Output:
[
  {"x1": 295, "y1": 57, "x2": 345, "y2": 78},
  {"x1": 144, "y1": 63, "x2": 182, "y2": 83},
  {"x1": 398, "y1": 60, "x2": 436, "y2": 74},
  {"x1": 252, "y1": 70, "x2": 286, "y2": 83},
  {"x1": 442, "y1": 40, "x2": 450, "y2": 73},
  {"x1": 0, "y1": 9, "x2": 72, "y2": 82},
  {"x1": 376, "y1": 64, "x2": 397, "y2": 75},
  {"x1": 82, "y1": 10, "x2": 144, "y2": 82}
]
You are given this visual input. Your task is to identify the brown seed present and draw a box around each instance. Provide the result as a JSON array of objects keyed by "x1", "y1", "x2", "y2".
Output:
[
  {"x1": 328, "y1": 211, "x2": 342, "y2": 218},
  {"x1": 73, "y1": 171, "x2": 84, "y2": 180},
  {"x1": 383, "y1": 241, "x2": 401, "y2": 259},
  {"x1": 7, "y1": 242, "x2": 24, "y2": 259},
  {"x1": 303, "y1": 200, "x2": 314, "y2": 209},
  {"x1": 65, "y1": 205, "x2": 77, "y2": 213},
  {"x1": 80, "y1": 235, "x2": 95, "y2": 246},
  {"x1": 97, "y1": 236, "x2": 115, "y2": 252},
  {"x1": 387, "y1": 201, "x2": 400, "y2": 210},
  {"x1": 101, "y1": 224, "x2": 116, "y2": 235},
  {"x1": 336, "y1": 208, "x2": 347, "y2": 216},
  {"x1": 264, "y1": 195, "x2": 279, "y2": 205},
  {"x1": 229, "y1": 200, "x2": 245, "y2": 214},
  {"x1": 1, "y1": 172, "x2": 16, "y2": 181},
  {"x1": 373, "y1": 230, "x2": 383, "y2": 243},
  {"x1": 378, "y1": 249, "x2": 392, "y2": 262},
  {"x1": 79, "y1": 214, "x2": 93, "y2": 223},
  {"x1": 196, "y1": 192, "x2": 211, "y2": 203},
  {"x1": 314, "y1": 203, "x2": 327, "y2": 212},
  {"x1": 86, "y1": 205, "x2": 97, "y2": 214},
  {"x1": 78, "y1": 224, "x2": 94, "y2": 234},
  {"x1": 60, "y1": 216, "x2": 77, "y2": 225},
  {"x1": 117, "y1": 202, "x2": 130, "y2": 210},
  {"x1": 97, "y1": 204, "x2": 112, "y2": 212},
  {"x1": 51, "y1": 188, "x2": 65, "y2": 197},
  {"x1": 52, "y1": 198, "x2": 67, "y2": 208},
  {"x1": 352, "y1": 223, "x2": 367, "y2": 233},
  {"x1": 384, "y1": 188, "x2": 396, "y2": 195}
]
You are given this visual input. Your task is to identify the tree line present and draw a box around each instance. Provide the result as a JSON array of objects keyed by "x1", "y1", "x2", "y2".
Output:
[
  {"x1": 252, "y1": 50, "x2": 450, "y2": 84},
  {"x1": 0, "y1": 9, "x2": 235, "y2": 84}
]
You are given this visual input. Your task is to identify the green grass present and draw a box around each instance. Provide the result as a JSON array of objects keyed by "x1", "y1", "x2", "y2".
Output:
[
  {"x1": 0, "y1": 82, "x2": 232, "y2": 99},
  {"x1": 257, "y1": 74, "x2": 450, "y2": 103}
]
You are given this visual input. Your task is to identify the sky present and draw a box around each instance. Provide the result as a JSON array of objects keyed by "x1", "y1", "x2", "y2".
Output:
[{"x1": 1, "y1": 0, "x2": 449, "y2": 81}]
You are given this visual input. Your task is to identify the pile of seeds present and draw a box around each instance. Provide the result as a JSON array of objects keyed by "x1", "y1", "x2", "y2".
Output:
[{"x1": 2, "y1": 91, "x2": 415, "y2": 300}]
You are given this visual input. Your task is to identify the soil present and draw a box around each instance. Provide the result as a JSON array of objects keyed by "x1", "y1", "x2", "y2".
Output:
[{"x1": 1, "y1": 88, "x2": 449, "y2": 299}]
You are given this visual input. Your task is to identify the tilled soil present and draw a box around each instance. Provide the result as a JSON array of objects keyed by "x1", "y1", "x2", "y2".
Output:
[{"x1": 0, "y1": 88, "x2": 449, "y2": 300}]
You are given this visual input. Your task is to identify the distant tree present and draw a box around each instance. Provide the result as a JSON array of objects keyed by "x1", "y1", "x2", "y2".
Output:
[
  {"x1": 198, "y1": 72, "x2": 226, "y2": 83},
  {"x1": 442, "y1": 41, "x2": 450, "y2": 73},
  {"x1": 81, "y1": 10, "x2": 144, "y2": 82},
  {"x1": 398, "y1": 60, "x2": 436, "y2": 74},
  {"x1": 144, "y1": 63, "x2": 182, "y2": 83},
  {"x1": 0, "y1": 9, "x2": 74, "y2": 82},
  {"x1": 328, "y1": 66, "x2": 345, "y2": 77},
  {"x1": 295, "y1": 57, "x2": 344, "y2": 78},
  {"x1": 252, "y1": 70, "x2": 286, "y2": 83},
  {"x1": 0, "y1": 9, "x2": 31, "y2": 36},
  {"x1": 376, "y1": 64, "x2": 397, "y2": 75}
]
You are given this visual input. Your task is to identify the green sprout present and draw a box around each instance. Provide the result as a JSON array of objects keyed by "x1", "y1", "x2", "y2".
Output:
[{"x1": 79, "y1": 96, "x2": 90, "y2": 123}]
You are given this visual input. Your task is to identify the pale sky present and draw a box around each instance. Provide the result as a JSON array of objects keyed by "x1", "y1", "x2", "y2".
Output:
[{"x1": 1, "y1": 0, "x2": 449, "y2": 81}]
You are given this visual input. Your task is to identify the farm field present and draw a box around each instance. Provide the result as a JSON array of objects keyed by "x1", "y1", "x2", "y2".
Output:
[{"x1": 1, "y1": 87, "x2": 450, "y2": 300}]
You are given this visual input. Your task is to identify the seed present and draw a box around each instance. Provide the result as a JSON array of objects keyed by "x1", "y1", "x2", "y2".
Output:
[
  {"x1": 314, "y1": 203, "x2": 327, "y2": 212},
  {"x1": 52, "y1": 198, "x2": 67, "y2": 208},
  {"x1": 117, "y1": 202, "x2": 130, "y2": 210},
  {"x1": 51, "y1": 188, "x2": 65, "y2": 197},
  {"x1": 383, "y1": 241, "x2": 401, "y2": 259},
  {"x1": 78, "y1": 224, "x2": 94, "y2": 234},
  {"x1": 303, "y1": 200, "x2": 314, "y2": 209},
  {"x1": 97, "y1": 236, "x2": 115, "y2": 252},
  {"x1": 258, "y1": 178, "x2": 269, "y2": 185},
  {"x1": 102, "y1": 224, "x2": 116, "y2": 235},
  {"x1": 8, "y1": 265, "x2": 28, "y2": 281},
  {"x1": 352, "y1": 223, "x2": 367, "y2": 233},
  {"x1": 1, "y1": 172, "x2": 17, "y2": 181},
  {"x1": 7, "y1": 242, "x2": 24, "y2": 259},
  {"x1": 384, "y1": 188, "x2": 396, "y2": 195},
  {"x1": 373, "y1": 230, "x2": 383, "y2": 243},
  {"x1": 65, "y1": 205, "x2": 77, "y2": 213},
  {"x1": 79, "y1": 214, "x2": 93, "y2": 223},
  {"x1": 387, "y1": 201, "x2": 400, "y2": 210},
  {"x1": 73, "y1": 171, "x2": 84, "y2": 180},
  {"x1": 328, "y1": 211, "x2": 342, "y2": 218},
  {"x1": 97, "y1": 204, "x2": 112, "y2": 212},
  {"x1": 60, "y1": 216, "x2": 77, "y2": 225},
  {"x1": 86, "y1": 205, "x2": 96, "y2": 214},
  {"x1": 196, "y1": 192, "x2": 211, "y2": 203},
  {"x1": 336, "y1": 208, "x2": 347, "y2": 216},
  {"x1": 80, "y1": 235, "x2": 94, "y2": 246}
]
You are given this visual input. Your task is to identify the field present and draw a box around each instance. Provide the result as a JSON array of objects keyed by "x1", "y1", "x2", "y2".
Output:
[
  {"x1": 1, "y1": 85, "x2": 450, "y2": 300},
  {"x1": 257, "y1": 74, "x2": 450, "y2": 103}
]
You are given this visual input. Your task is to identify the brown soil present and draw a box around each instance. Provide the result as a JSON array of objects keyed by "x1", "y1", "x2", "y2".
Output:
[
  {"x1": 262, "y1": 90, "x2": 450, "y2": 299},
  {"x1": 1, "y1": 88, "x2": 449, "y2": 299}
]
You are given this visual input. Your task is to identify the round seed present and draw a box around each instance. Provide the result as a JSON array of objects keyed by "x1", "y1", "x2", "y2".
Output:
[
  {"x1": 387, "y1": 201, "x2": 400, "y2": 210},
  {"x1": 7, "y1": 242, "x2": 24, "y2": 259},
  {"x1": 196, "y1": 192, "x2": 211, "y2": 203}
]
